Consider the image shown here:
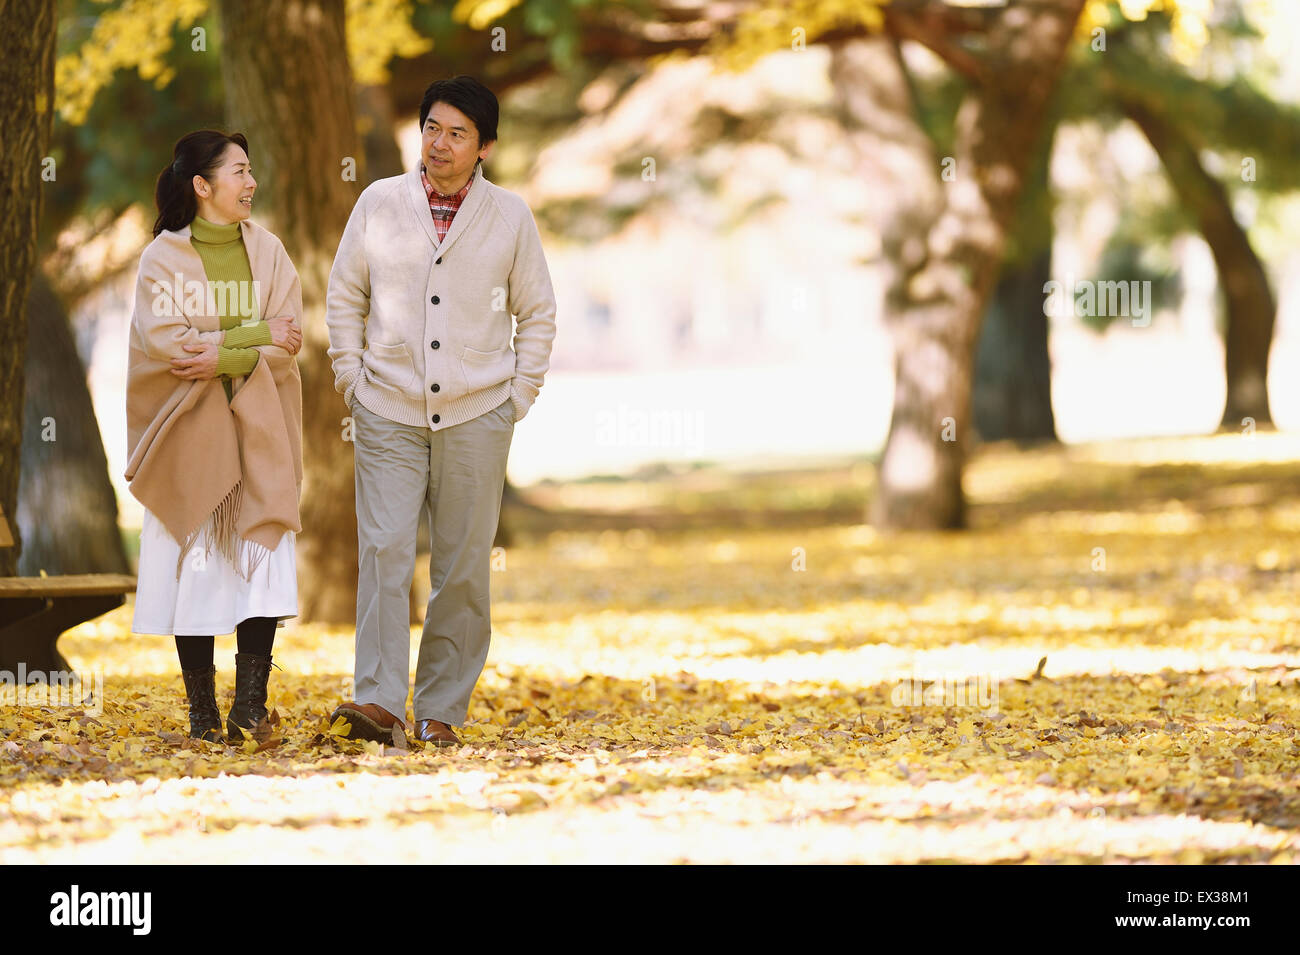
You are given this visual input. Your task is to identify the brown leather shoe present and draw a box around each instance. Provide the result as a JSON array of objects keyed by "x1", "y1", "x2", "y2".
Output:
[
  {"x1": 330, "y1": 701, "x2": 404, "y2": 742},
  {"x1": 416, "y1": 719, "x2": 461, "y2": 747}
]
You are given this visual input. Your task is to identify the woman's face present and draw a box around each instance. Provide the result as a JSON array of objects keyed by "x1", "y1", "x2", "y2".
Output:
[{"x1": 194, "y1": 143, "x2": 256, "y2": 225}]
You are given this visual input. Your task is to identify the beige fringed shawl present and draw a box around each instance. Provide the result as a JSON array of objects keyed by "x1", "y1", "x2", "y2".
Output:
[{"x1": 125, "y1": 219, "x2": 303, "y2": 582}]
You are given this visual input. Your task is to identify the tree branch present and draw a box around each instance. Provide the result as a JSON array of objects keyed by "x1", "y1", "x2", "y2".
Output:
[{"x1": 883, "y1": 7, "x2": 988, "y2": 85}]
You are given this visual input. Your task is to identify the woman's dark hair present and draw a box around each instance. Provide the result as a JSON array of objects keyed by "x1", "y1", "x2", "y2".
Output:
[
  {"x1": 152, "y1": 130, "x2": 249, "y2": 237},
  {"x1": 419, "y1": 75, "x2": 498, "y2": 164}
]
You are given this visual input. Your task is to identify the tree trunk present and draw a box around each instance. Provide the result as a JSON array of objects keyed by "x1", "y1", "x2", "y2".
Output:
[
  {"x1": 0, "y1": 0, "x2": 56, "y2": 576},
  {"x1": 866, "y1": 1, "x2": 1083, "y2": 530},
  {"x1": 1120, "y1": 100, "x2": 1275, "y2": 430},
  {"x1": 973, "y1": 121, "x2": 1058, "y2": 445},
  {"x1": 17, "y1": 271, "x2": 130, "y2": 575},
  {"x1": 973, "y1": 248, "x2": 1056, "y2": 443},
  {"x1": 358, "y1": 84, "x2": 406, "y2": 182},
  {"x1": 216, "y1": 0, "x2": 362, "y2": 622}
]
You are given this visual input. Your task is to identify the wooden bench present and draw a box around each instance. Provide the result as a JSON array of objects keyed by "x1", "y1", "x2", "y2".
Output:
[{"x1": 0, "y1": 505, "x2": 135, "y2": 679}]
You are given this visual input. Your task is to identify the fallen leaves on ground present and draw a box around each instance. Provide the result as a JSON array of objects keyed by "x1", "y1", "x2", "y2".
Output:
[{"x1": 2, "y1": 433, "x2": 1300, "y2": 863}]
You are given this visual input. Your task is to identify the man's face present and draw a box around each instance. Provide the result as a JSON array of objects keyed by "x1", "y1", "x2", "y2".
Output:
[{"x1": 422, "y1": 101, "x2": 493, "y2": 189}]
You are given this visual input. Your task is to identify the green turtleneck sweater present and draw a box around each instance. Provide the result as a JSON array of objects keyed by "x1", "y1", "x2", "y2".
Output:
[{"x1": 189, "y1": 216, "x2": 273, "y2": 399}]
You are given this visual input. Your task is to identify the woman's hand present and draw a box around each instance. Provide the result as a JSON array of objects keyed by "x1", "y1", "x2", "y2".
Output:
[
  {"x1": 170, "y1": 342, "x2": 220, "y2": 380},
  {"x1": 268, "y1": 315, "x2": 302, "y2": 355}
]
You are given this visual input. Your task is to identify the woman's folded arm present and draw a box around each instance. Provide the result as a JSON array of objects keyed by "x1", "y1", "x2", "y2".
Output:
[
  {"x1": 222, "y1": 321, "x2": 272, "y2": 349},
  {"x1": 216, "y1": 345, "x2": 260, "y2": 377},
  {"x1": 133, "y1": 254, "x2": 227, "y2": 360}
]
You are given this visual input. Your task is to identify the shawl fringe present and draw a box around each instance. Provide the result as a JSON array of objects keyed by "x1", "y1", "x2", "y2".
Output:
[{"x1": 174, "y1": 479, "x2": 274, "y2": 583}]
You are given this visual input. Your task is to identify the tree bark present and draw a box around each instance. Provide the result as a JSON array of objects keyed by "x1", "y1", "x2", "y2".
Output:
[
  {"x1": 973, "y1": 249, "x2": 1056, "y2": 444},
  {"x1": 1120, "y1": 100, "x2": 1275, "y2": 430},
  {"x1": 357, "y1": 83, "x2": 406, "y2": 182},
  {"x1": 0, "y1": 0, "x2": 56, "y2": 576},
  {"x1": 866, "y1": 1, "x2": 1083, "y2": 530},
  {"x1": 216, "y1": 0, "x2": 362, "y2": 622},
  {"x1": 17, "y1": 271, "x2": 130, "y2": 575},
  {"x1": 829, "y1": 35, "x2": 949, "y2": 522},
  {"x1": 973, "y1": 126, "x2": 1058, "y2": 445}
]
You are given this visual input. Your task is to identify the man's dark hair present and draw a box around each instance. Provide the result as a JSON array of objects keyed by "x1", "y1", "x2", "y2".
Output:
[{"x1": 419, "y1": 75, "x2": 499, "y2": 164}]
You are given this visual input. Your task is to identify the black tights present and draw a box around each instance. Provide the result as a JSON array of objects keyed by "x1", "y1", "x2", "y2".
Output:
[{"x1": 175, "y1": 616, "x2": 277, "y2": 670}]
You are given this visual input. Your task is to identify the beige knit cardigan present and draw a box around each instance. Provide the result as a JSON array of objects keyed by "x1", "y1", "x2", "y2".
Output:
[{"x1": 125, "y1": 219, "x2": 303, "y2": 581}]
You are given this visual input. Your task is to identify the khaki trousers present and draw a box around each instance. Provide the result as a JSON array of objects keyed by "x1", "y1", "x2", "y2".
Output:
[{"x1": 351, "y1": 395, "x2": 514, "y2": 726}]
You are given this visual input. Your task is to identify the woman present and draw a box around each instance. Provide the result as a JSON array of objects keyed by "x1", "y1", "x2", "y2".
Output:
[{"x1": 125, "y1": 130, "x2": 304, "y2": 744}]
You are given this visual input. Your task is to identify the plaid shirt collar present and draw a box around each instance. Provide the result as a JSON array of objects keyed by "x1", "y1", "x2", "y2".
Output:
[{"x1": 419, "y1": 163, "x2": 475, "y2": 242}]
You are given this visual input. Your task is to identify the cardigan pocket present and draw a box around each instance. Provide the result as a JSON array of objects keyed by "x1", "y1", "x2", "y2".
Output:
[
  {"x1": 460, "y1": 344, "x2": 515, "y2": 394},
  {"x1": 363, "y1": 340, "x2": 416, "y2": 390}
]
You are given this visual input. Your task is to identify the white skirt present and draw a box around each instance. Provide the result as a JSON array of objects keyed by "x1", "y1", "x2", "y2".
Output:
[{"x1": 131, "y1": 506, "x2": 299, "y2": 636}]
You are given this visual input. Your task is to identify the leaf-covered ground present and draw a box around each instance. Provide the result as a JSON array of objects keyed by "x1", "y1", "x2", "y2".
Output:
[{"x1": 3, "y1": 433, "x2": 1300, "y2": 863}]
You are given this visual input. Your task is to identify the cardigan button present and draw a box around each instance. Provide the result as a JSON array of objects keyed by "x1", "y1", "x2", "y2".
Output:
[
  {"x1": 431, "y1": 414, "x2": 440, "y2": 424},
  {"x1": 431, "y1": 295, "x2": 440, "y2": 305},
  {"x1": 435, "y1": 257, "x2": 442, "y2": 264},
  {"x1": 430, "y1": 383, "x2": 439, "y2": 393},
  {"x1": 431, "y1": 340, "x2": 439, "y2": 349}
]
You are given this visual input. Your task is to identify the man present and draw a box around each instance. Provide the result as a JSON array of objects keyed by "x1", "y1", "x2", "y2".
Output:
[{"x1": 325, "y1": 75, "x2": 556, "y2": 745}]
